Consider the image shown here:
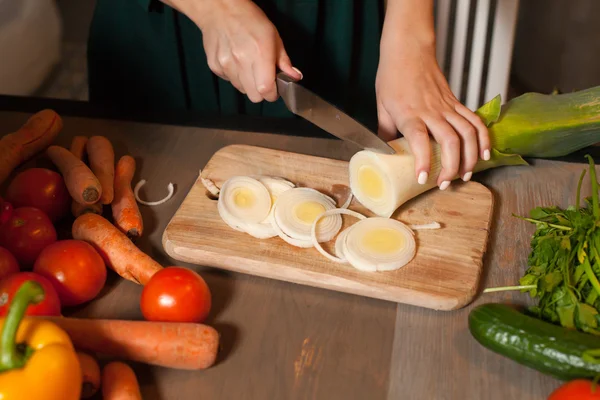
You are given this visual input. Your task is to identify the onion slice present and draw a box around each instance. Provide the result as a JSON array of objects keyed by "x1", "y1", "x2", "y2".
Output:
[
  {"x1": 310, "y1": 208, "x2": 367, "y2": 263},
  {"x1": 134, "y1": 180, "x2": 174, "y2": 206}
]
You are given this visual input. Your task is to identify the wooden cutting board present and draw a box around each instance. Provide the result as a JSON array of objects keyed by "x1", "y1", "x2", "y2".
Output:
[{"x1": 162, "y1": 144, "x2": 494, "y2": 310}]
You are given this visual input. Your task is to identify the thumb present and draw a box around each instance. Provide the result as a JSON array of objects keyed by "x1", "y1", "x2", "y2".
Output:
[{"x1": 276, "y1": 37, "x2": 302, "y2": 80}]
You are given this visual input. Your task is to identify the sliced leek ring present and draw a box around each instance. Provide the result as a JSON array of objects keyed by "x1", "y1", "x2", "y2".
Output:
[
  {"x1": 219, "y1": 176, "x2": 271, "y2": 223},
  {"x1": 217, "y1": 176, "x2": 276, "y2": 238},
  {"x1": 269, "y1": 211, "x2": 313, "y2": 248},
  {"x1": 340, "y1": 193, "x2": 353, "y2": 209},
  {"x1": 257, "y1": 176, "x2": 295, "y2": 218},
  {"x1": 272, "y1": 188, "x2": 342, "y2": 245},
  {"x1": 341, "y1": 217, "x2": 416, "y2": 272},
  {"x1": 310, "y1": 208, "x2": 367, "y2": 263},
  {"x1": 218, "y1": 198, "x2": 277, "y2": 239},
  {"x1": 335, "y1": 227, "x2": 353, "y2": 259},
  {"x1": 334, "y1": 220, "x2": 440, "y2": 264}
]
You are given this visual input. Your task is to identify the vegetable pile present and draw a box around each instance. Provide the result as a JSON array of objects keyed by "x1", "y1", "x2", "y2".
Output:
[{"x1": 0, "y1": 110, "x2": 219, "y2": 399}]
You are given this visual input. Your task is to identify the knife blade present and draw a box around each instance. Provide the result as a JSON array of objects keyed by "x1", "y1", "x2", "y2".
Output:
[{"x1": 276, "y1": 72, "x2": 395, "y2": 154}]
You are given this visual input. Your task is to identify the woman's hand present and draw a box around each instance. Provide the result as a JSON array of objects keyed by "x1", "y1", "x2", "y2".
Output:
[
  {"x1": 174, "y1": 0, "x2": 302, "y2": 102},
  {"x1": 376, "y1": 1, "x2": 490, "y2": 190}
]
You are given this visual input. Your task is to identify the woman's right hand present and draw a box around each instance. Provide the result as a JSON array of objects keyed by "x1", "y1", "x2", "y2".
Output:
[{"x1": 176, "y1": 0, "x2": 302, "y2": 103}]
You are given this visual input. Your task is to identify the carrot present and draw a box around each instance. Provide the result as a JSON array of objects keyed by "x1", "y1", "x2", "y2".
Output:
[
  {"x1": 0, "y1": 109, "x2": 63, "y2": 184},
  {"x1": 47, "y1": 145, "x2": 102, "y2": 204},
  {"x1": 69, "y1": 136, "x2": 104, "y2": 217},
  {"x1": 72, "y1": 213, "x2": 161, "y2": 284},
  {"x1": 71, "y1": 201, "x2": 103, "y2": 217},
  {"x1": 43, "y1": 317, "x2": 220, "y2": 370},
  {"x1": 69, "y1": 135, "x2": 88, "y2": 160},
  {"x1": 87, "y1": 136, "x2": 115, "y2": 204},
  {"x1": 112, "y1": 155, "x2": 143, "y2": 239},
  {"x1": 77, "y1": 351, "x2": 101, "y2": 399},
  {"x1": 101, "y1": 362, "x2": 142, "y2": 400}
]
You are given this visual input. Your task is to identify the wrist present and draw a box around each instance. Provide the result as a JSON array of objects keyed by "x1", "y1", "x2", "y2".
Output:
[{"x1": 381, "y1": 0, "x2": 436, "y2": 53}]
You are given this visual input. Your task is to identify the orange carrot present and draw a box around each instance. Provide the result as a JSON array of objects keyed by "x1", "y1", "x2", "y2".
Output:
[
  {"x1": 69, "y1": 135, "x2": 88, "y2": 160},
  {"x1": 43, "y1": 317, "x2": 220, "y2": 370},
  {"x1": 87, "y1": 136, "x2": 115, "y2": 204},
  {"x1": 0, "y1": 109, "x2": 63, "y2": 184},
  {"x1": 112, "y1": 155, "x2": 143, "y2": 239},
  {"x1": 72, "y1": 213, "x2": 161, "y2": 284},
  {"x1": 77, "y1": 351, "x2": 101, "y2": 399},
  {"x1": 47, "y1": 145, "x2": 102, "y2": 204},
  {"x1": 101, "y1": 362, "x2": 142, "y2": 400},
  {"x1": 71, "y1": 201, "x2": 103, "y2": 217},
  {"x1": 69, "y1": 136, "x2": 103, "y2": 217}
]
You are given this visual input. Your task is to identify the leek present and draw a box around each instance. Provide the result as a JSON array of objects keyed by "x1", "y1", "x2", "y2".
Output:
[{"x1": 349, "y1": 85, "x2": 600, "y2": 217}]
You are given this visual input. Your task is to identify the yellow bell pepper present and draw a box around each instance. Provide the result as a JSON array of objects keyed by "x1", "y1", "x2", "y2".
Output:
[{"x1": 0, "y1": 280, "x2": 81, "y2": 400}]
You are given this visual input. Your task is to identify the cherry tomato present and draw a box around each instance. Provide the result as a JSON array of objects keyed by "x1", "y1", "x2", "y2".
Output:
[
  {"x1": 33, "y1": 239, "x2": 107, "y2": 307},
  {"x1": 548, "y1": 379, "x2": 600, "y2": 400},
  {"x1": 0, "y1": 207, "x2": 57, "y2": 267},
  {"x1": 0, "y1": 271, "x2": 61, "y2": 316},
  {"x1": 0, "y1": 246, "x2": 19, "y2": 280},
  {"x1": 5, "y1": 168, "x2": 70, "y2": 223},
  {"x1": 140, "y1": 267, "x2": 212, "y2": 323},
  {"x1": 0, "y1": 196, "x2": 12, "y2": 225}
]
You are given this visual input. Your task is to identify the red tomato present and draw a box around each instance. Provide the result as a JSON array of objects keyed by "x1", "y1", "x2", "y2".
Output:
[
  {"x1": 548, "y1": 379, "x2": 600, "y2": 400},
  {"x1": 0, "y1": 247, "x2": 19, "y2": 280},
  {"x1": 0, "y1": 207, "x2": 57, "y2": 267},
  {"x1": 5, "y1": 168, "x2": 70, "y2": 223},
  {"x1": 33, "y1": 239, "x2": 107, "y2": 307},
  {"x1": 0, "y1": 196, "x2": 12, "y2": 225},
  {"x1": 140, "y1": 267, "x2": 212, "y2": 323},
  {"x1": 0, "y1": 271, "x2": 61, "y2": 316}
]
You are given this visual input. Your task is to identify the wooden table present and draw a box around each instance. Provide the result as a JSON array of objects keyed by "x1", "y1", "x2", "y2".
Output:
[{"x1": 1, "y1": 109, "x2": 587, "y2": 399}]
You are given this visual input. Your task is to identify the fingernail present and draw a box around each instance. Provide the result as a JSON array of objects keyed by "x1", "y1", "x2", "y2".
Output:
[
  {"x1": 483, "y1": 149, "x2": 491, "y2": 161},
  {"x1": 439, "y1": 181, "x2": 450, "y2": 191},
  {"x1": 292, "y1": 67, "x2": 303, "y2": 79},
  {"x1": 417, "y1": 171, "x2": 428, "y2": 185},
  {"x1": 462, "y1": 171, "x2": 472, "y2": 182}
]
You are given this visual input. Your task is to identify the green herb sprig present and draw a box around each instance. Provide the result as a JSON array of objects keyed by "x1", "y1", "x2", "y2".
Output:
[{"x1": 486, "y1": 155, "x2": 600, "y2": 335}]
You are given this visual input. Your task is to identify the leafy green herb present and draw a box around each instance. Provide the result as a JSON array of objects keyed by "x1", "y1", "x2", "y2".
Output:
[{"x1": 486, "y1": 155, "x2": 600, "y2": 335}]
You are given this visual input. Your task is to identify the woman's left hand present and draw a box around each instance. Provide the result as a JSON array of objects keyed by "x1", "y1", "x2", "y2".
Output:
[{"x1": 376, "y1": 31, "x2": 490, "y2": 190}]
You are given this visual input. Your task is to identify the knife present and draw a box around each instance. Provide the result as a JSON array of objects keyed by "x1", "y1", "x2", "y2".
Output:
[{"x1": 276, "y1": 72, "x2": 396, "y2": 154}]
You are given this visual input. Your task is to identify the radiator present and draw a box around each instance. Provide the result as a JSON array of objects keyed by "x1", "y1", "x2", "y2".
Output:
[{"x1": 435, "y1": 0, "x2": 520, "y2": 110}]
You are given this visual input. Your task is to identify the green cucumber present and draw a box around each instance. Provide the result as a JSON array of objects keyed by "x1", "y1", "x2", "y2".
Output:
[{"x1": 469, "y1": 303, "x2": 600, "y2": 381}]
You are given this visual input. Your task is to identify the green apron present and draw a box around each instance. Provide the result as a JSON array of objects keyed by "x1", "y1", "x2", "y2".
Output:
[{"x1": 87, "y1": 0, "x2": 384, "y2": 131}]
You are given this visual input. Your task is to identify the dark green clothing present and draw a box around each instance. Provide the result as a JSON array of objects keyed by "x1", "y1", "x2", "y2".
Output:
[{"x1": 87, "y1": 0, "x2": 384, "y2": 130}]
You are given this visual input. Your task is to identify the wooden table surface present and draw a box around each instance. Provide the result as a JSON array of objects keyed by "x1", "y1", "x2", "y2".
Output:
[{"x1": 1, "y1": 109, "x2": 587, "y2": 400}]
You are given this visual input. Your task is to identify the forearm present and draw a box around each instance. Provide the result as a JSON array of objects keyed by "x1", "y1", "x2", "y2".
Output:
[
  {"x1": 381, "y1": 0, "x2": 436, "y2": 50},
  {"x1": 158, "y1": 0, "x2": 250, "y2": 29}
]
